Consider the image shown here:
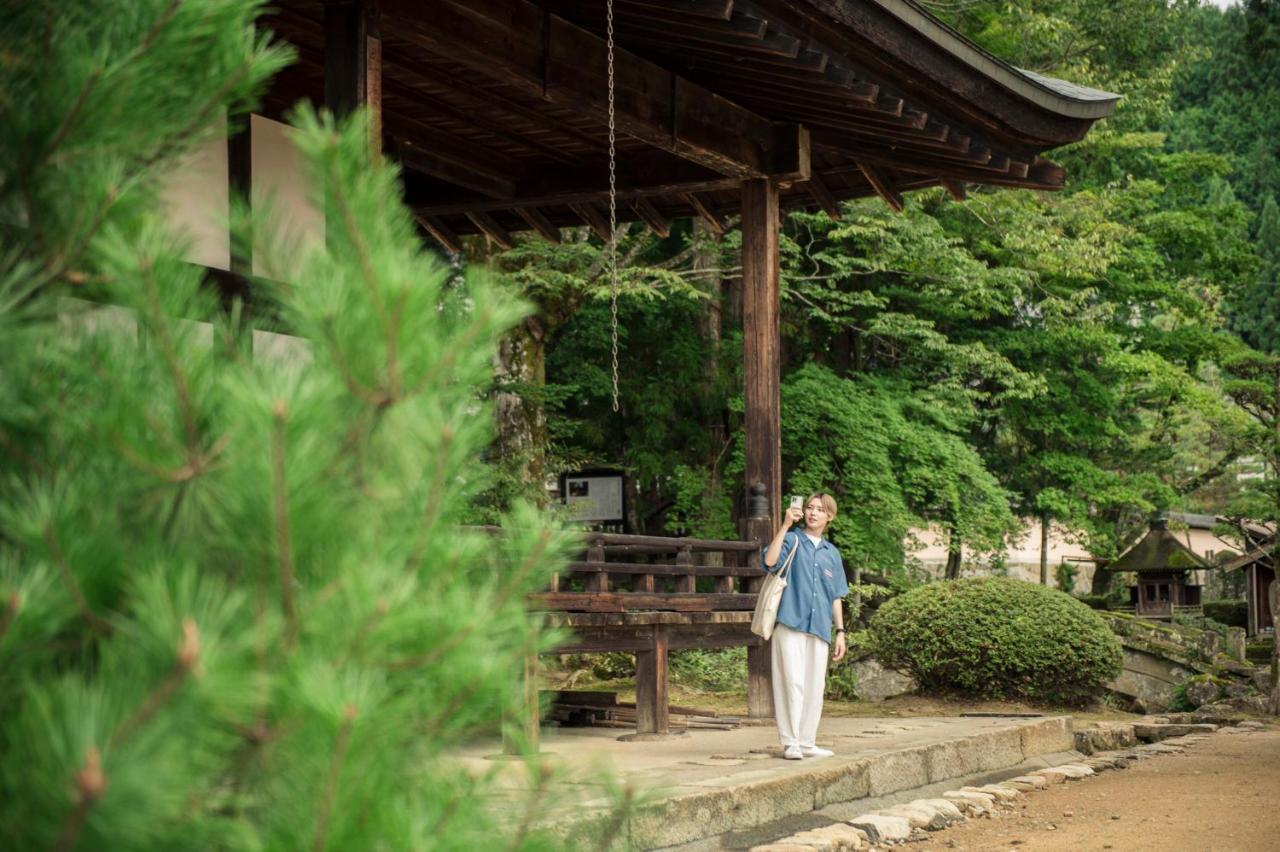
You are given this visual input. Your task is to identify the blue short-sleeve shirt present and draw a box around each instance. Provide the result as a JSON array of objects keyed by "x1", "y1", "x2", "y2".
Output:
[{"x1": 761, "y1": 531, "x2": 849, "y2": 643}]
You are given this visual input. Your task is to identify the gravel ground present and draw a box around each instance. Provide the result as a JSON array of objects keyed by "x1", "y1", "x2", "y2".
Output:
[{"x1": 911, "y1": 726, "x2": 1278, "y2": 852}]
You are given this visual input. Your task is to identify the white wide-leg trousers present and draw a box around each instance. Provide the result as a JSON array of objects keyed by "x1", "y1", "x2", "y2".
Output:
[{"x1": 770, "y1": 623, "x2": 829, "y2": 748}]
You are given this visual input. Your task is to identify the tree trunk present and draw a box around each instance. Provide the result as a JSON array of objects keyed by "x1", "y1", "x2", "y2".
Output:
[
  {"x1": 1270, "y1": 578, "x2": 1280, "y2": 715},
  {"x1": 1039, "y1": 510, "x2": 1051, "y2": 585},
  {"x1": 494, "y1": 316, "x2": 548, "y2": 506},
  {"x1": 1090, "y1": 559, "x2": 1114, "y2": 596},
  {"x1": 944, "y1": 527, "x2": 962, "y2": 580}
]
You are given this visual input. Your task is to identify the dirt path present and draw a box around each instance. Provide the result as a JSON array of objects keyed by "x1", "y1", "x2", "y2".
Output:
[{"x1": 913, "y1": 727, "x2": 1279, "y2": 852}]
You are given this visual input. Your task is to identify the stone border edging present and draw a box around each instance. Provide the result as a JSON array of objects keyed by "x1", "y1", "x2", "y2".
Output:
[{"x1": 750, "y1": 720, "x2": 1268, "y2": 850}]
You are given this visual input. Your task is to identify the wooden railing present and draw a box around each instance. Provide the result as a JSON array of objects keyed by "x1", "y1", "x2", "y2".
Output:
[{"x1": 536, "y1": 531, "x2": 763, "y2": 613}]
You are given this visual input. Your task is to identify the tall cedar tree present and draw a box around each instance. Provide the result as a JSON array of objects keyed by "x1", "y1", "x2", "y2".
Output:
[{"x1": 0, "y1": 2, "x2": 599, "y2": 848}]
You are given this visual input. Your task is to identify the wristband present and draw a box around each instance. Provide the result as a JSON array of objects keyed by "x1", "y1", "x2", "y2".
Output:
[{"x1": 835, "y1": 628, "x2": 845, "y2": 634}]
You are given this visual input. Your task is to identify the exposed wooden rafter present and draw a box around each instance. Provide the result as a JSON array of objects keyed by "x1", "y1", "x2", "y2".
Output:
[
  {"x1": 570, "y1": 202, "x2": 614, "y2": 242},
  {"x1": 942, "y1": 179, "x2": 967, "y2": 201},
  {"x1": 683, "y1": 193, "x2": 726, "y2": 234},
  {"x1": 804, "y1": 172, "x2": 841, "y2": 219},
  {"x1": 856, "y1": 160, "x2": 904, "y2": 213},
  {"x1": 631, "y1": 198, "x2": 672, "y2": 237},
  {"x1": 415, "y1": 214, "x2": 462, "y2": 254},
  {"x1": 517, "y1": 208, "x2": 563, "y2": 243},
  {"x1": 466, "y1": 212, "x2": 514, "y2": 250},
  {"x1": 377, "y1": 0, "x2": 809, "y2": 181}
]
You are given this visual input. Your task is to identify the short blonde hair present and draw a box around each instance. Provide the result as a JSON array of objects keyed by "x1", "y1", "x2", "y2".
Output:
[{"x1": 806, "y1": 492, "x2": 837, "y2": 521}]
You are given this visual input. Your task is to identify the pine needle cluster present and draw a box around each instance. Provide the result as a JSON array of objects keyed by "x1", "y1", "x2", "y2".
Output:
[{"x1": 1, "y1": 2, "x2": 587, "y2": 848}]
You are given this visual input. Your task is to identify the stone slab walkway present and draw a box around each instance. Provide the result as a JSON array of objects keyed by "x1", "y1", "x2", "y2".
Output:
[{"x1": 453, "y1": 715, "x2": 1077, "y2": 849}]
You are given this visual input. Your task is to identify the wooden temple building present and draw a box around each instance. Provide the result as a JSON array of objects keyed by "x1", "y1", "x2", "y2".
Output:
[
  {"x1": 1220, "y1": 523, "x2": 1276, "y2": 636},
  {"x1": 183, "y1": 0, "x2": 1120, "y2": 739},
  {"x1": 1113, "y1": 518, "x2": 1212, "y2": 620}
]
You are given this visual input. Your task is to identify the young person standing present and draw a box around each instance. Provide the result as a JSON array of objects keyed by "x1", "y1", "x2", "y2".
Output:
[{"x1": 761, "y1": 493, "x2": 848, "y2": 760}]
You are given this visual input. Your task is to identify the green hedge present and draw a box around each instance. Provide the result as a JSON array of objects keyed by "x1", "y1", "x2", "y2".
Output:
[
  {"x1": 1202, "y1": 599, "x2": 1247, "y2": 628},
  {"x1": 870, "y1": 578, "x2": 1122, "y2": 706},
  {"x1": 1075, "y1": 593, "x2": 1112, "y2": 611}
]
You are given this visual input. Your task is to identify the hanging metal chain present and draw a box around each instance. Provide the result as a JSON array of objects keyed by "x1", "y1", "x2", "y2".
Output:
[{"x1": 606, "y1": 0, "x2": 620, "y2": 413}]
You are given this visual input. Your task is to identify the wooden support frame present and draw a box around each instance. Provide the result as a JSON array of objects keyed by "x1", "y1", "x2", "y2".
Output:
[
  {"x1": 805, "y1": 172, "x2": 841, "y2": 219},
  {"x1": 517, "y1": 208, "x2": 563, "y2": 243},
  {"x1": 942, "y1": 179, "x2": 967, "y2": 201},
  {"x1": 414, "y1": 214, "x2": 462, "y2": 254},
  {"x1": 630, "y1": 197, "x2": 672, "y2": 237},
  {"x1": 570, "y1": 202, "x2": 614, "y2": 243},
  {"x1": 323, "y1": 0, "x2": 381, "y2": 150},
  {"x1": 741, "y1": 178, "x2": 782, "y2": 522},
  {"x1": 856, "y1": 160, "x2": 904, "y2": 213},
  {"x1": 378, "y1": 0, "x2": 808, "y2": 181},
  {"x1": 465, "y1": 212, "x2": 514, "y2": 250},
  {"x1": 683, "y1": 192, "x2": 726, "y2": 234}
]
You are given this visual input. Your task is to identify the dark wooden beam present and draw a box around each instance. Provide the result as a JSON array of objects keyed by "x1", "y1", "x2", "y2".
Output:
[
  {"x1": 684, "y1": 192, "x2": 726, "y2": 235},
  {"x1": 631, "y1": 197, "x2": 672, "y2": 238},
  {"x1": 382, "y1": 111, "x2": 521, "y2": 198},
  {"x1": 414, "y1": 214, "x2": 462, "y2": 254},
  {"x1": 630, "y1": 0, "x2": 735, "y2": 20},
  {"x1": 466, "y1": 212, "x2": 514, "y2": 250},
  {"x1": 378, "y1": 0, "x2": 807, "y2": 180},
  {"x1": 570, "y1": 202, "x2": 614, "y2": 242},
  {"x1": 324, "y1": 0, "x2": 381, "y2": 153},
  {"x1": 805, "y1": 172, "x2": 841, "y2": 219},
  {"x1": 856, "y1": 160, "x2": 904, "y2": 213},
  {"x1": 516, "y1": 208, "x2": 563, "y2": 243},
  {"x1": 942, "y1": 179, "x2": 967, "y2": 201}
]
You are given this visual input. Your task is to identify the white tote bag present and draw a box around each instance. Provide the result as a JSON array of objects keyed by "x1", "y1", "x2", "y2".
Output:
[{"x1": 750, "y1": 534, "x2": 799, "y2": 641}]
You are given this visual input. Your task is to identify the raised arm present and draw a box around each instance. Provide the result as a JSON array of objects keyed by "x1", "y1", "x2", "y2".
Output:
[{"x1": 762, "y1": 505, "x2": 804, "y2": 567}]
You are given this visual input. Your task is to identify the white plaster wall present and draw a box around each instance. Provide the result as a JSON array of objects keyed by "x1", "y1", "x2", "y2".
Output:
[
  {"x1": 159, "y1": 134, "x2": 230, "y2": 270},
  {"x1": 251, "y1": 114, "x2": 324, "y2": 276}
]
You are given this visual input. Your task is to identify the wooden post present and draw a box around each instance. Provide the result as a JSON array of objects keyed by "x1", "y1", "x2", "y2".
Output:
[
  {"x1": 741, "y1": 179, "x2": 781, "y2": 721},
  {"x1": 741, "y1": 179, "x2": 782, "y2": 525},
  {"x1": 675, "y1": 545, "x2": 695, "y2": 593},
  {"x1": 324, "y1": 0, "x2": 382, "y2": 151},
  {"x1": 633, "y1": 625, "x2": 669, "y2": 736},
  {"x1": 586, "y1": 538, "x2": 608, "y2": 593}
]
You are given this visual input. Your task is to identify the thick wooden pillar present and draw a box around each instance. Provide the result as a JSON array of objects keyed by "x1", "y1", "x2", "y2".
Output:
[
  {"x1": 742, "y1": 178, "x2": 782, "y2": 720},
  {"x1": 324, "y1": 0, "x2": 382, "y2": 150},
  {"x1": 742, "y1": 179, "x2": 782, "y2": 525},
  {"x1": 633, "y1": 625, "x2": 670, "y2": 735}
]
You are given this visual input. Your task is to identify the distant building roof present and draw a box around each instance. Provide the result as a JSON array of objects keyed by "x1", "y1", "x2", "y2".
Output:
[{"x1": 1110, "y1": 518, "x2": 1211, "y2": 574}]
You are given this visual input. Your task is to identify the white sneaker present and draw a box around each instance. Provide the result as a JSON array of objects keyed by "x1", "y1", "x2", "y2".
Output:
[
  {"x1": 801, "y1": 746, "x2": 834, "y2": 758},
  {"x1": 782, "y1": 745, "x2": 803, "y2": 760}
]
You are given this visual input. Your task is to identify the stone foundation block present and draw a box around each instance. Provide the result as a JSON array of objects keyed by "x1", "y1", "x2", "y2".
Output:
[
  {"x1": 1133, "y1": 723, "x2": 1217, "y2": 742},
  {"x1": 770, "y1": 823, "x2": 867, "y2": 851},
  {"x1": 865, "y1": 746, "x2": 929, "y2": 796},
  {"x1": 810, "y1": 760, "x2": 871, "y2": 810},
  {"x1": 848, "y1": 814, "x2": 913, "y2": 844},
  {"x1": 1018, "y1": 717, "x2": 1074, "y2": 758},
  {"x1": 943, "y1": 790, "x2": 995, "y2": 812},
  {"x1": 970, "y1": 784, "x2": 1021, "y2": 801},
  {"x1": 1074, "y1": 723, "x2": 1136, "y2": 754}
]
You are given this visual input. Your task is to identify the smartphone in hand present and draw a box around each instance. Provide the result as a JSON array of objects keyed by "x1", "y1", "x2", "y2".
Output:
[{"x1": 790, "y1": 495, "x2": 803, "y2": 510}]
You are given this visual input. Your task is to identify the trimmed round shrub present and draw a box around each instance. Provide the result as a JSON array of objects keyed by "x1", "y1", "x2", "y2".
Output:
[
  {"x1": 869, "y1": 578, "x2": 1122, "y2": 706},
  {"x1": 1202, "y1": 599, "x2": 1247, "y2": 628}
]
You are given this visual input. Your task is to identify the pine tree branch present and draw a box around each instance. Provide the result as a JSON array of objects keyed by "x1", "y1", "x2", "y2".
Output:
[
  {"x1": 109, "y1": 618, "x2": 200, "y2": 748},
  {"x1": 0, "y1": 427, "x2": 45, "y2": 475},
  {"x1": 0, "y1": 592, "x2": 19, "y2": 646},
  {"x1": 42, "y1": 523, "x2": 112, "y2": 636},
  {"x1": 590, "y1": 783, "x2": 637, "y2": 852},
  {"x1": 388, "y1": 529, "x2": 551, "y2": 671},
  {"x1": 140, "y1": 257, "x2": 200, "y2": 452},
  {"x1": 270, "y1": 400, "x2": 299, "y2": 645},
  {"x1": 52, "y1": 746, "x2": 106, "y2": 852},
  {"x1": 335, "y1": 598, "x2": 388, "y2": 668},
  {"x1": 404, "y1": 427, "x2": 455, "y2": 574},
  {"x1": 506, "y1": 761, "x2": 554, "y2": 851},
  {"x1": 406, "y1": 307, "x2": 497, "y2": 398},
  {"x1": 312, "y1": 703, "x2": 357, "y2": 852}
]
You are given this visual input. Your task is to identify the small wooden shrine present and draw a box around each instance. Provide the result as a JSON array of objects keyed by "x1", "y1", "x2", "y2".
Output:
[{"x1": 1113, "y1": 518, "x2": 1211, "y2": 620}]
